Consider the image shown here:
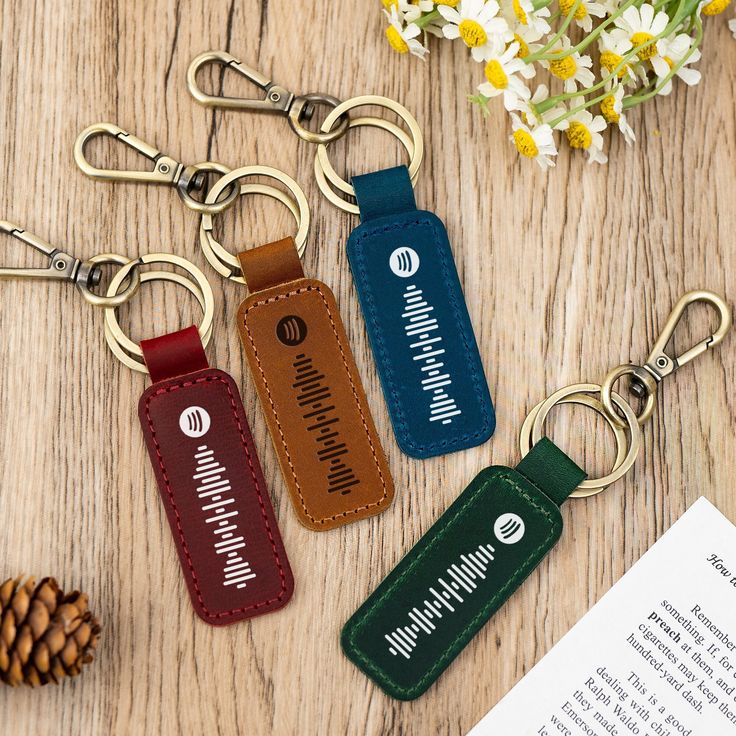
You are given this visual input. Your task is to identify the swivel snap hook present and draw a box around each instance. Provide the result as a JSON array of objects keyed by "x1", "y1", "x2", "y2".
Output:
[
  {"x1": 73, "y1": 123, "x2": 182, "y2": 184},
  {"x1": 0, "y1": 220, "x2": 140, "y2": 307},
  {"x1": 634, "y1": 290, "x2": 732, "y2": 391},
  {"x1": 0, "y1": 220, "x2": 96, "y2": 284},
  {"x1": 187, "y1": 51, "x2": 295, "y2": 114},
  {"x1": 600, "y1": 290, "x2": 732, "y2": 428},
  {"x1": 73, "y1": 123, "x2": 239, "y2": 215},
  {"x1": 187, "y1": 50, "x2": 349, "y2": 145}
]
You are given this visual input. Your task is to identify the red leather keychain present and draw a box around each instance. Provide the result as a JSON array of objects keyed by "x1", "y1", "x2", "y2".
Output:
[{"x1": 103, "y1": 253, "x2": 294, "y2": 625}]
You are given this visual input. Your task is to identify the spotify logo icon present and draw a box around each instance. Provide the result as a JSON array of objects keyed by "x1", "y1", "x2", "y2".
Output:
[
  {"x1": 276, "y1": 315, "x2": 308, "y2": 346},
  {"x1": 389, "y1": 247, "x2": 420, "y2": 278},
  {"x1": 179, "y1": 406, "x2": 211, "y2": 438},
  {"x1": 493, "y1": 513, "x2": 525, "y2": 544}
]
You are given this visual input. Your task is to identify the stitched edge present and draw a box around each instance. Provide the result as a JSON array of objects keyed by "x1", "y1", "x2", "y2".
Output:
[
  {"x1": 240, "y1": 284, "x2": 391, "y2": 526},
  {"x1": 350, "y1": 215, "x2": 493, "y2": 454},
  {"x1": 143, "y1": 373, "x2": 290, "y2": 620},
  {"x1": 343, "y1": 469, "x2": 559, "y2": 697}
]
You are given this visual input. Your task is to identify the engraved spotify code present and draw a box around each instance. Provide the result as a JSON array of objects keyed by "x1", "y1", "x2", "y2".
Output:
[
  {"x1": 383, "y1": 541, "x2": 497, "y2": 660},
  {"x1": 193, "y1": 446, "x2": 256, "y2": 589},
  {"x1": 402, "y1": 282, "x2": 462, "y2": 425},
  {"x1": 292, "y1": 353, "x2": 359, "y2": 495}
]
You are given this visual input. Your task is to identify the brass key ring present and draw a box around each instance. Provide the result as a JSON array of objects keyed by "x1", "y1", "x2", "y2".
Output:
[
  {"x1": 314, "y1": 95, "x2": 424, "y2": 213},
  {"x1": 103, "y1": 253, "x2": 214, "y2": 373},
  {"x1": 199, "y1": 165, "x2": 310, "y2": 285},
  {"x1": 520, "y1": 383, "x2": 642, "y2": 497},
  {"x1": 313, "y1": 117, "x2": 418, "y2": 215}
]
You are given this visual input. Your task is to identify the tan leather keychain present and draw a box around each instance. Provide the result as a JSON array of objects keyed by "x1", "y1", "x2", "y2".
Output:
[{"x1": 199, "y1": 167, "x2": 394, "y2": 531}]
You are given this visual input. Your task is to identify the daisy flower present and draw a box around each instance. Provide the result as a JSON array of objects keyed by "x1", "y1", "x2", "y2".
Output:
[
  {"x1": 381, "y1": 0, "x2": 434, "y2": 22},
  {"x1": 730, "y1": 18, "x2": 736, "y2": 37},
  {"x1": 384, "y1": 8, "x2": 429, "y2": 59},
  {"x1": 540, "y1": 38, "x2": 595, "y2": 93},
  {"x1": 600, "y1": 84, "x2": 635, "y2": 144},
  {"x1": 509, "y1": 26, "x2": 545, "y2": 75},
  {"x1": 511, "y1": 84, "x2": 568, "y2": 128},
  {"x1": 504, "y1": 0, "x2": 551, "y2": 36},
  {"x1": 612, "y1": 4, "x2": 669, "y2": 61},
  {"x1": 700, "y1": 0, "x2": 732, "y2": 15},
  {"x1": 558, "y1": 0, "x2": 607, "y2": 33},
  {"x1": 438, "y1": 0, "x2": 512, "y2": 61},
  {"x1": 651, "y1": 33, "x2": 701, "y2": 94},
  {"x1": 509, "y1": 113, "x2": 558, "y2": 170},
  {"x1": 598, "y1": 31, "x2": 636, "y2": 82},
  {"x1": 558, "y1": 98, "x2": 608, "y2": 163},
  {"x1": 478, "y1": 41, "x2": 532, "y2": 109}
]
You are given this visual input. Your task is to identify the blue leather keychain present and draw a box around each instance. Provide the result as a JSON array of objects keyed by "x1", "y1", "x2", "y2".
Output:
[
  {"x1": 314, "y1": 99, "x2": 495, "y2": 459},
  {"x1": 346, "y1": 165, "x2": 495, "y2": 458}
]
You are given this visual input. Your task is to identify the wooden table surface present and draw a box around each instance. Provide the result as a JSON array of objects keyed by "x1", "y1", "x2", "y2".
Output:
[{"x1": 1, "y1": 2, "x2": 734, "y2": 734}]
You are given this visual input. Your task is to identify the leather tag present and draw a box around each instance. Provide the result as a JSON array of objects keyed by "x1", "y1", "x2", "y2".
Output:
[
  {"x1": 348, "y1": 166, "x2": 495, "y2": 459},
  {"x1": 236, "y1": 238, "x2": 394, "y2": 531},
  {"x1": 341, "y1": 439, "x2": 585, "y2": 700},
  {"x1": 139, "y1": 326, "x2": 294, "y2": 625}
]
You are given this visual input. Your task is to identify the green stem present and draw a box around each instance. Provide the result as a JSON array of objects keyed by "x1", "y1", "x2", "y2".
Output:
[
  {"x1": 414, "y1": 9, "x2": 441, "y2": 29},
  {"x1": 526, "y1": 0, "x2": 638, "y2": 61},
  {"x1": 524, "y1": 0, "x2": 581, "y2": 60},
  {"x1": 548, "y1": 87, "x2": 614, "y2": 128}
]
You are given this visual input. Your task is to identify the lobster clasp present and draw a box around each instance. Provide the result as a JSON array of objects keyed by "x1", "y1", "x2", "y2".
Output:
[
  {"x1": 187, "y1": 51, "x2": 295, "y2": 114},
  {"x1": 634, "y1": 290, "x2": 732, "y2": 392},
  {"x1": 73, "y1": 123, "x2": 183, "y2": 184},
  {"x1": 0, "y1": 220, "x2": 93, "y2": 284}
]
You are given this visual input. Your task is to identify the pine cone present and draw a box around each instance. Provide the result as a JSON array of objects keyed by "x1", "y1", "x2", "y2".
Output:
[{"x1": 0, "y1": 576, "x2": 101, "y2": 687}]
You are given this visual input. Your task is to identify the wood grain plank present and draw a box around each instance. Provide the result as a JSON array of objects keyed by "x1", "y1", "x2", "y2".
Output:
[{"x1": 0, "y1": 1, "x2": 734, "y2": 733}]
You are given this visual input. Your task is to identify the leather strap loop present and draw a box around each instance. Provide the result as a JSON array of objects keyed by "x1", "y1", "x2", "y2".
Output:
[
  {"x1": 238, "y1": 237, "x2": 305, "y2": 293},
  {"x1": 141, "y1": 325, "x2": 209, "y2": 383},
  {"x1": 352, "y1": 166, "x2": 417, "y2": 222},
  {"x1": 516, "y1": 438, "x2": 587, "y2": 506}
]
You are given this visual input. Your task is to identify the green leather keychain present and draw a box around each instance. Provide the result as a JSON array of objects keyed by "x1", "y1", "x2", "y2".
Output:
[{"x1": 342, "y1": 290, "x2": 732, "y2": 700}]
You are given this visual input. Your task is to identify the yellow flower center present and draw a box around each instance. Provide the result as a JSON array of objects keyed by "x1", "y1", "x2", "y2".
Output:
[
  {"x1": 559, "y1": 0, "x2": 588, "y2": 20},
  {"x1": 600, "y1": 50, "x2": 628, "y2": 77},
  {"x1": 458, "y1": 19, "x2": 488, "y2": 47},
  {"x1": 386, "y1": 25, "x2": 409, "y2": 54},
  {"x1": 513, "y1": 33, "x2": 530, "y2": 58},
  {"x1": 381, "y1": 0, "x2": 398, "y2": 8},
  {"x1": 484, "y1": 60, "x2": 509, "y2": 89},
  {"x1": 600, "y1": 96, "x2": 620, "y2": 124},
  {"x1": 513, "y1": 129, "x2": 539, "y2": 158},
  {"x1": 549, "y1": 52, "x2": 577, "y2": 80},
  {"x1": 702, "y1": 0, "x2": 731, "y2": 15},
  {"x1": 436, "y1": 0, "x2": 460, "y2": 5},
  {"x1": 664, "y1": 55, "x2": 674, "y2": 68},
  {"x1": 566, "y1": 121, "x2": 592, "y2": 149},
  {"x1": 513, "y1": 0, "x2": 529, "y2": 24},
  {"x1": 630, "y1": 32, "x2": 657, "y2": 61}
]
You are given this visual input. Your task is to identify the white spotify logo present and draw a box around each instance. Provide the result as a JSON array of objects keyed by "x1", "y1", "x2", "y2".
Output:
[
  {"x1": 494, "y1": 513, "x2": 525, "y2": 544},
  {"x1": 179, "y1": 406, "x2": 211, "y2": 438},
  {"x1": 389, "y1": 247, "x2": 420, "y2": 278}
]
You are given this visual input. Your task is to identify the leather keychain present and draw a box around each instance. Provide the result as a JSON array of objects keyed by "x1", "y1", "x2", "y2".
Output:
[
  {"x1": 341, "y1": 291, "x2": 732, "y2": 700},
  {"x1": 0, "y1": 223, "x2": 293, "y2": 626},
  {"x1": 103, "y1": 254, "x2": 294, "y2": 625},
  {"x1": 198, "y1": 166, "x2": 395, "y2": 531},
  {"x1": 187, "y1": 54, "x2": 495, "y2": 459}
]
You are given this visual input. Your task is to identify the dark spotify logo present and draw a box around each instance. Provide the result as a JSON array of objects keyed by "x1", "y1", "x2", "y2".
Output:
[
  {"x1": 493, "y1": 513, "x2": 525, "y2": 544},
  {"x1": 389, "y1": 246, "x2": 420, "y2": 278},
  {"x1": 276, "y1": 315, "x2": 308, "y2": 346}
]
